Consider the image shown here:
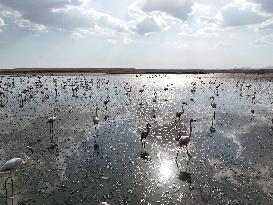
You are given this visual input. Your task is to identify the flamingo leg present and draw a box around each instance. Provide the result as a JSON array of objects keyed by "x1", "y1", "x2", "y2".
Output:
[
  {"x1": 4, "y1": 172, "x2": 12, "y2": 199},
  {"x1": 5, "y1": 176, "x2": 8, "y2": 199},
  {"x1": 49, "y1": 123, "x2": 52, "y2": 133},
  {"x1": 176, "y1": 149, "x2": 180, "y2": 168},
  {"x1": 95, "y1": 125, "x2": 98, "y2": 137},
  {"x1": 213, "y1": 111, "x2": 216, "y2": 120},
  {"x1": 186, "y1": 146, "x2": 192, "y2": 159},
  {"x1": 11, "y1": 172, "x2": 13, "y2": 198}
]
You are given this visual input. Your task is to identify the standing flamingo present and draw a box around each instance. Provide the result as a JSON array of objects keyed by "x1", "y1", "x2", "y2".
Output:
[
  {"x1": 47, "y1": 107, "x2": 58, "y2": 133},
  {"x1": 176, "y1": 102, "x2": 187, "y2": 120},
  {"x1": 0, "y1": 89, "x2": 5, "y2": 107},
  {"x1": 210, "y1": 96, "x2": 216, "y2": 120},
  {"x1": 175, "y1": 119, "x2": 196, "y2": 164},
  {"x1": 93, "y1": 107, "x2": 100, "y2": 125},
  {"x1": 252, "y1": 91, "x2": 256, "y2": 104},
  {"x1": 0, "y1": 154, "x2": 28, "y2": 199},
  {"x1": 210, "y1": 96, "x2": 217, "y2": 108},
  {"x1": 141, "y1": 124, "x2": 151, "y2": 148}
]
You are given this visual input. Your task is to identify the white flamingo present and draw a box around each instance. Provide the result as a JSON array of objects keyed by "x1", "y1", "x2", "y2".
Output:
[
  {"x1": 0, "y1": 154, "x2": 28, "y2": 198},
  {"x1": 48, "y1": 107, "x2": 58, "y2": 133},
  {"x1": 0, "y1": 89, "x2": 5, "y2": 107},
  {"x1": 93, "y1": 107, "x2": 100, "y2": 125}
]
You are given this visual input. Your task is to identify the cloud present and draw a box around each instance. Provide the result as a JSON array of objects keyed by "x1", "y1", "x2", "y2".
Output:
[
  {"x1": 14, "y1": 19, "x2": 47, "y2": 31},
  {"x1": 253, "y1": 34, "x2": 273, "y2": 46},
  {"x1": 134, "y1": 15, "x2": 167, "y2": 34},
  {"x1": 259, "y1": 17, "x2": 273, "y2": 29},
  {"x1": 199, "y1": 16, "x2": 218, "y2": 24},
  {"x1": 137, "y1": 0, "x2": 193, "y2": 21},
  {"x1": 221, "y1": 6, "x2": 267, "y2": 27},
  {"x1": 0, "y1": 17, "x2": 4, "y2": 31},
  {"x1": 0, "y1": 0, "x2": 86, "y2": 29},
  {"x1": 128, "y1": 0, "x2": 189, "y2": 35},
  {"x1": 0, "y1": 0, "x2": 129, "y2": 33},
  {"x1": 249, "y1": 0, "x2": 273, "y2": 14}
]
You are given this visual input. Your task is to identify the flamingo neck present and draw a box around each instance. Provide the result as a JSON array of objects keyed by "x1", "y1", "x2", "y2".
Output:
[
  {"x1": 189, "y1": 122, "x2": 192, "y2": 137},
  {"x1": 146, "y1": 125, "x2": 150, "y2": 133},
  {"x1": 23, "y1": 153, "x2": 28, "y2": 164}
]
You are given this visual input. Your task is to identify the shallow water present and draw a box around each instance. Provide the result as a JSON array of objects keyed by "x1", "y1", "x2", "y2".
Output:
[{"x1": 0, "y1": 73, "x2": 273, "y2": 204}]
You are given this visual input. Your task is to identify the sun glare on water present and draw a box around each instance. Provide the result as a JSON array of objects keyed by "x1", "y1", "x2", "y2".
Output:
[{"x1": 159, "y1": 160, "x2": 173, "y2": 180}]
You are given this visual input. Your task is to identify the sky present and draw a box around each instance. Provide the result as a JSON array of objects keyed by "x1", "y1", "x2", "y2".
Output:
[{"x1": 0, "y1": 0, "x2": 273, "y2": 69}]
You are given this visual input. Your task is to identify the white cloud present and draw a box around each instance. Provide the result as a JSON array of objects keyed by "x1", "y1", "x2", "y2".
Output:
[
  {"x1": 15, "y1": 19, "x2": 47, "y2": 31},
  {"x1": 258, "y1": 17, "x2": 273, "y2": 30},
  {"x1": 199, "y1": 16, "x2": 218, "y2": 24},
  {"x1": 248, "y1": 0, "x2": 273, "y2": 14},
  {"x1": 0, "y1": 0, "x2": 130, "y2": 34},
  {"x1": 128, "y1": 0, "x2": 188, "y2": 35},
  {"x1": 82, "y1": 8, "x2": 130, "y2": 33},
  {"x1": 134, "y1": 15, "x2": 167, "y2": 35},
  {"x1": 221, "y1": 6, "x2": 267, "y2": 27},
  {"x1": 136, "y1": 0, "x2": 193, "y2": 21},
  {"x1": 0, "y1": 17, "x2": 4, "y2": 31},
  {"x1": 253, "y1": 34, "x2": 273, "y2": 46}
]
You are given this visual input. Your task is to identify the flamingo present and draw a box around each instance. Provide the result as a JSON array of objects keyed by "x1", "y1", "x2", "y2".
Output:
[
  {"x1": 210, "y1": 96, "x2": 216, "y2": 120},
  {"x1": 0, "y1": 89, "x2": 4, "y2": 107},
  {"x1": 210, "y1": 117, "x2": 216, "y2": 134},
  {"x1": 0, "y1": 154, "x2": 28, "y2": 199},
  {"x1": 141, "y1": 124, "x2": 151, "y2": 148},
  {"x1": 93, "y1": 141, "x2": 100, "y2": 156},
  {"x1": 176, "y1": 102, "x2": 187, "y2": 120},
  {"x1": 175, "y1": 119, "x2": 196, "y2": 163},
  {"x1": 252, "y1": 91, "x2": 256, "y2": 104},
  {"x1": 210, "y1": 96, "x2": 217, "y2": 108},
  {"x1": 93, "y1": 107, "x2": 100, "y2": 125},
  {"x1": 47, "y1": 107, "x2": 58, "y2": 133}
]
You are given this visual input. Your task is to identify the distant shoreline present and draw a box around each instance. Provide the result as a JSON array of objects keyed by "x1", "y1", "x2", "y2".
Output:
[{"x1": 0, "y1": 68, "x2": 273, "y2": 75}]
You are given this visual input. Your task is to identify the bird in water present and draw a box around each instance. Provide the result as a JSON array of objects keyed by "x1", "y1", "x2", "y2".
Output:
[
  {"x1": 141, "y1": 123, "x2": 151, "y2": 149},
  {"x1": 176, "y1": 102, "x2": 187, "y2": 120},
  {"x1": 0, "y1": 154, "x2": 28, "y2": 199},
  {"x1": 47, "y1": 107, "x2": 58, "y2": 133},
  {"x1": 140, "y1": 151, "x2": 150, "y2": 160},
  {"x1": 252, "y1": 91, "x2": 256, "y2": 104},
  {"x1": 210, "y1": 96, "x2": 217, "y2": 108},
  {"x1": 0, "y1": 89, "x2": 5, "y2": 107},
  {"x1": 175, "y1": 119, "x2": 196, "y2": 164},
  {"x1": 93, "y1": 107, "x2": 100, "y2": 125},
  {"x1": 93, "y1": 141, "x2": 100, "y2": 156}
]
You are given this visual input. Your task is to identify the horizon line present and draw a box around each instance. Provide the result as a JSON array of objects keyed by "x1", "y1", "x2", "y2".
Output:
[{"x1": 0, "y1": 67, "x2": 273, "y2": 74}]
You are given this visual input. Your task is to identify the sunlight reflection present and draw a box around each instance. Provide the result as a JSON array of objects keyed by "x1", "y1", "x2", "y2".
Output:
[{"x1": 159, "y1": 160, "x2": 173, "y2": 180}]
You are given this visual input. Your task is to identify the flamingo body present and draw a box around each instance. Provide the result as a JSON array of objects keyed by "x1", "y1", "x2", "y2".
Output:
[
  {"x1": 93, "y1": 116, "x2": 99, "y2": 124},
  {"x1": 0, "y1": 158, "x2": 25, "y2": 172},
  {"x1": 176, "y1": 136, "x2": 190, "y2": 147},
  {"x1": 47, "y1": 116, "x2": 57, "y2": 123},
  {"x1": 94, "y1": 107, "x2": 100, "y2": 124}
]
